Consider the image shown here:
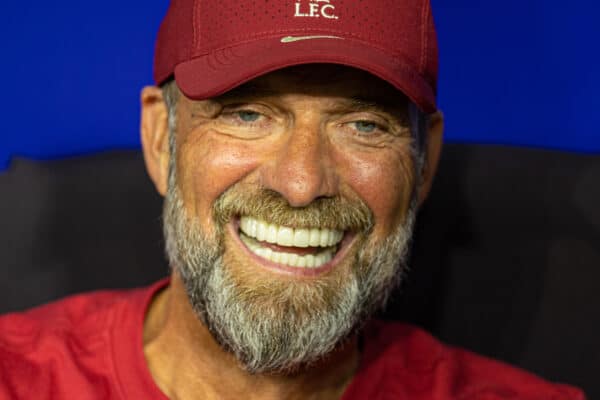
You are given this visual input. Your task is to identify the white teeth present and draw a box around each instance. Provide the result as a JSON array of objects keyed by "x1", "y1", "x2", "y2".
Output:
[
  {"x1": 249, "y1": 219, "x2": 258, "y2": 237},
  {"x1": 319, "y1": 231, "x2": 330, "y2": 247},
  {"x1": 297, "y1": 257, "x2": 306, "y2": 268},
  {"x1": 239, "y1": 233, "x2": 335, "y2": 269},
  {"x1": 277, "y1": 227, "x2": 294, "y2": 247},
  {"x1": 271, "y1": 251, "x2": 280, "y2": 264},
  {"x1": 279, "y1": 253, "x2": 289, "y2": 265},
  {"x1": 257, "y1": 222, "x2": 267, "y2": 242},
  {"x1": 239, "y1": 217, "x2": 344, "y2": 248},
  {"x1": 293, "y1": 229, "x2": 310, "y2": 248},
  {"x1": 238, "y1": 217, "x2": 343, "y2": 269},
  {"x1": 267, "y1": 225, "x2": 278, "y2": 244},
  {"x1": 309, "y1": 229, "x2": 321, "y2": 247}
]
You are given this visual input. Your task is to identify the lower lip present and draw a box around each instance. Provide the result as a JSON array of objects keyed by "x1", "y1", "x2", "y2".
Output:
[{"x1": 227, "y1": 220, "x2": 356, "y2": 277}]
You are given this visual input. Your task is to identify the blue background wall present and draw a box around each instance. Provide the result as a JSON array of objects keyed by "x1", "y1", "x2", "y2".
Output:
[{"x1": 1, "y1": 0, "x2": 598, "y2": 169}]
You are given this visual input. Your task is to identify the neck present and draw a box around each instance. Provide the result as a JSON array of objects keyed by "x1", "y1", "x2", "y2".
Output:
[{"x1": 143, "y1": 274, "x2": 360, "y2": 400}]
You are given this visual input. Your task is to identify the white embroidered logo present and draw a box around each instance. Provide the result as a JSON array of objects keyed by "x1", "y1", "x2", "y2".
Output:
[
  {"x1": 294, "y1": 0, "x2": 339, "y2": 20},
  {"x1": 280, "y1": 35, "x2": 343, "y2": 43}
]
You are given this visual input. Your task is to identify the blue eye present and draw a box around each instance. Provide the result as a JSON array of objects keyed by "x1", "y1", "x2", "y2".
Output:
[
  {"x1": 353, "y1": 121, "x2": 378, "y2": 133},
  {"x1": 237, "y1": 111, "x2": 261, "y2": 122}
]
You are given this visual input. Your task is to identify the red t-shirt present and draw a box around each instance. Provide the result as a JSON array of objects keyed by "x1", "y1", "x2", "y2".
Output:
[{"x1": 0, "y1": 280, "x2": 585, "y2": 400}]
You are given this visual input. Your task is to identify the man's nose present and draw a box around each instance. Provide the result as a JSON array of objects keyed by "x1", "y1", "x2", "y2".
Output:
[{"x1": 259, "y1": 123, "x2": 339, "y2": 207}]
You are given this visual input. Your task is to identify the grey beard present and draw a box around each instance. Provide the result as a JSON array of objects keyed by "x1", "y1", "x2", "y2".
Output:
[{"x1": 163, "y1": 184, "x2": 416, "y2": 374}]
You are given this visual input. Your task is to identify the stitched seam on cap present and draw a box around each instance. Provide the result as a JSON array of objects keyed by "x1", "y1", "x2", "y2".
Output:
[
  {"x1": 192, "y1": 0, "x2": 199, "y2": 56},
  {"x1": 419, "y1": 0, "x2": 429, "y2": 73}
]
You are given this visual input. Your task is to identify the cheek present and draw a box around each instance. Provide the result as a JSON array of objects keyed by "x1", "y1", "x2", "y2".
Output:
[
  {"x1": 338, "y1": 150, "x2": 415, "y2": 235},
  {"x1": 177, "y1": 133, "x2": 262, "y2": 232}
]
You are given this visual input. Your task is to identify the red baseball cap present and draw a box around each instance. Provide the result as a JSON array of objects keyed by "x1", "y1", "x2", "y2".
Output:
[{"x1": 154, "y1": 0, "x2": 439, "y2": 113}]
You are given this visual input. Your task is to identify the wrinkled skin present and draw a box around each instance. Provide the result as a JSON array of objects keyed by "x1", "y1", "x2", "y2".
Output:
[{"x1": 140, "y1": 65, "x2": 444, "y2": 400}]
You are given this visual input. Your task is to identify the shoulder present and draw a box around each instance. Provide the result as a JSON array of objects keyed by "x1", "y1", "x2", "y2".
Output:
[
  {"x1": 0, "y1": 285, "x2": 154, "y2": 399},
  {"x1": 0, "y1": 286, "x2": 145, "y2": 348},
  {"x1": 355, "y1": 320, "x2": 585, "y2": 400}
]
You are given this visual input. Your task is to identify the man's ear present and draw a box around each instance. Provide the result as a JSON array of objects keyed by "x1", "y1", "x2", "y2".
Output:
[
  {"x1": 417, "y1": 110, "x2": 444, "y2": 206},
  {"x1": 140, "y1": 86, "x2": 170, "y2": 197}
]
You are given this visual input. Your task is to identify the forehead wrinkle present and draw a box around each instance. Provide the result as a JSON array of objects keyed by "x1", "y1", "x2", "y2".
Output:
[{"x1": 339, "y1": 96, "x2": 408, "y2": 116}]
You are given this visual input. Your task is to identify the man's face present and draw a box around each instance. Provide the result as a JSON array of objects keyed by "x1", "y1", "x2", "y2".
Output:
[{"x1": 162, "y1": 65, "x2": 420, "y2": 373}]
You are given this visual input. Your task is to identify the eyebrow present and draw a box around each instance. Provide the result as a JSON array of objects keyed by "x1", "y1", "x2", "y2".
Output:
[
  {"x1": 339, "y1": 96, "x2": 411, "y2": 122},
  {"x1": 344, "y1": 97, "x2": 397, "y2": 111}
]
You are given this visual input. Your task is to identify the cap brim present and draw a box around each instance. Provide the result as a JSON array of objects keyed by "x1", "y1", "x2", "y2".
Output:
[{"x1": 174, "y1": 36, "x2": 436, "y2": 113}]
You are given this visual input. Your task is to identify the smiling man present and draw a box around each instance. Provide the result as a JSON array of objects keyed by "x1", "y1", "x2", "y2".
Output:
[
  {"x1": 142, "y1": 65, "x2": 430, "y2": 389},
  {"x1": 0, "y1": 0, "x2": 586, "y2": 399}
]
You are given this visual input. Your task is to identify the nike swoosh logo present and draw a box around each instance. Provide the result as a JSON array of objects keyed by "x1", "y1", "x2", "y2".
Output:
[{"x1": 280, "y1": 35, "x2": 344, "y2": 43}]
